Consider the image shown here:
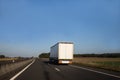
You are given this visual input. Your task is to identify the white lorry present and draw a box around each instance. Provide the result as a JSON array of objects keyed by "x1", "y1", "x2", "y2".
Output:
[{"x1": 50, "y1": 42, "x2": 74, "y2": 64}]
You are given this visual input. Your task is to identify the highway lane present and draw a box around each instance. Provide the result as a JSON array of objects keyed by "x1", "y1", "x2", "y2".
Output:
[{"x1": 11, "y1": 58, "x2": 120, "y2": 80}]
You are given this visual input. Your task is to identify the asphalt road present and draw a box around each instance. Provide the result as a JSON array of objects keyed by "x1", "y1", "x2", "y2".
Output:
[{"x1": 10, "y1": 58, "x2": 120, "y2": 80}]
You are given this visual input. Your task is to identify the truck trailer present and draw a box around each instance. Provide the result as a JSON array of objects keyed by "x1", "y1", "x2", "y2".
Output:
[{"x1": 50, "y1": 42, "x2": 74, "y2": 64}]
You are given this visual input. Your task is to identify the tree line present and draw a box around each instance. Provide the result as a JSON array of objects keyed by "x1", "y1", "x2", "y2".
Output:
[
  {"x1": 39, "y1": 53, "x2": 50, "y2": 58},
  {"x1": 0, "y1": 55, "x2": 5, "y2": 58},
  {"x1": 74, "y1": 53, "x2": 120, "y2": 58},
  {"x1": 39, "y1": 53, "x2": 120, "y2": 58}
]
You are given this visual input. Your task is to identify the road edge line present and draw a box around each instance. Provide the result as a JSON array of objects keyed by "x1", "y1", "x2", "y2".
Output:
[
  {"x1": 10, "y1": 59, "x2": 35, "y2": 80},
  {"x1": 70, "y1": 65, "x2": 120, "y2": 79}
]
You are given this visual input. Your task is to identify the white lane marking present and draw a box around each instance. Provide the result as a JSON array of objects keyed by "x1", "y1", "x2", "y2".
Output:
[
  {"x1": 55, "y1": 67, "x2": 60, "y2": 72},
  {"x1": 10, "y1": 60, "x2": 35, "y2": 80},
  {"x1": 70, "y1": 65, "x2": 120, "y2": 79}
]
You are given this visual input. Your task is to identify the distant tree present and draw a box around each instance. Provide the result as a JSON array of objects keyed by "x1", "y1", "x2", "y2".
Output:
[
  {"x1": 39, "y1": 53, "x2": 50, "y2": 58},
  {"x1": 0, "y1": 55, "x2": 5, "y2": 58}
]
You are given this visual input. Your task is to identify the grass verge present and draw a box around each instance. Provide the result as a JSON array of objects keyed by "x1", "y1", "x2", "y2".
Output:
[{"x1": 73, "y1": 57, "x2": 120, "y2": 72}]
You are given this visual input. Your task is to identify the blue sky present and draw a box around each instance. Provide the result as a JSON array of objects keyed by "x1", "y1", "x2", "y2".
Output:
[{"x1": 0, "y1": 0, "x2": 120, "y2": 57}]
